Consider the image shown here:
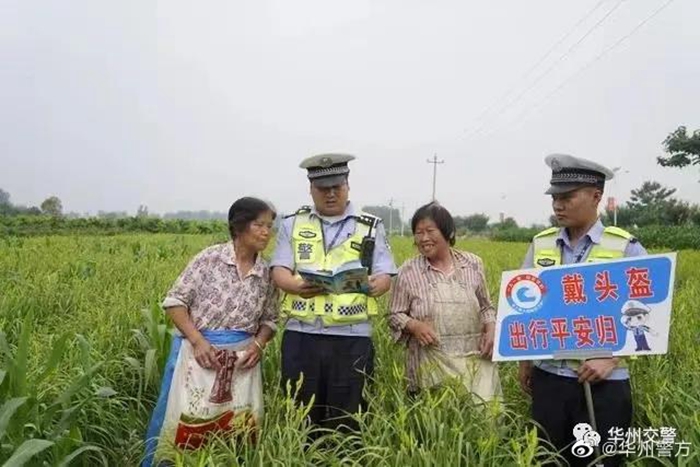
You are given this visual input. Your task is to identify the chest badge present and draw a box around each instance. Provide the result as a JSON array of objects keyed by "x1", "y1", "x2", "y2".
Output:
[{"x1": 297, "y1": 243, "x2": 314, "y2": 260}]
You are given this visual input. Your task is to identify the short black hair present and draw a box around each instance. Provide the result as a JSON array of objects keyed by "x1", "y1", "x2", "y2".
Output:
[
  {"x1": 411, "y1": 202, "x2": 456, "y2": 246},
  {"x1": 227, "y1": 197, "x2": 276, "y2": 239}
]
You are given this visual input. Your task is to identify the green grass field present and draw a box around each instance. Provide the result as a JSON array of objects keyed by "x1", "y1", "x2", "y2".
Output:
[{"x1": 1, "y1": 234, "x2": 698, "y2": 466}]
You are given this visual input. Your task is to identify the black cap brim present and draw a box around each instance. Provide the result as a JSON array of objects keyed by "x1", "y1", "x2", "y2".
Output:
[
  {"x1": 545, "y1": 183, "x2": 596, "y2": 195},
  {"x1": 311, "y1": 174, "x2": 347, "y2": 188}
]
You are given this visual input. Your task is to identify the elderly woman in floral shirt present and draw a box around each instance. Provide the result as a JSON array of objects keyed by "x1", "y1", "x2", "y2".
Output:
[{"x1": 144, "y1": 197, "x2": 279, "y2": 466}]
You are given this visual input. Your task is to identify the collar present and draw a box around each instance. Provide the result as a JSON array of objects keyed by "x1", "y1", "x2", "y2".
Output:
[
  {"x1": 557, "y1": 218, "x2": 604, "y2": 249},
  {"x1": 310, "y1": 202, "x2": 355, "y2": 225},
  {"x1": 220, "y1": 241, "x2": 265, "y2": 277}
]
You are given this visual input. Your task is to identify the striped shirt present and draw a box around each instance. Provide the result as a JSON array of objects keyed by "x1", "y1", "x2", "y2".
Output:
[{"x1": 388, "y1": 250, "x2": 496, "y2": 390}]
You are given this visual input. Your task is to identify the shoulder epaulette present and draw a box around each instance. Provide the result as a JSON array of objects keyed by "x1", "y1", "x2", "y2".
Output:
[
  {"x1": 356, "y1": 212, "x2": 380, "y2": 228},
  {"x1": 603, "y1": 225, "x2": 634, "y2": 240},
  {"x1": 283, "y1": 206, "x2": 312, "y2": 219},
  {"x1": 534, "y1": 226, "x2": 559, "y2": 239}
]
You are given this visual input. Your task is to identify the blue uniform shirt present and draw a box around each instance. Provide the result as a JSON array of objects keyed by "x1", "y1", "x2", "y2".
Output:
[
  {"x1": 271, "y1": 202, "x2": 398, "y2": 337},
  {"x1": 521, "y1": 219, "x2": 647, "y2": 380}
]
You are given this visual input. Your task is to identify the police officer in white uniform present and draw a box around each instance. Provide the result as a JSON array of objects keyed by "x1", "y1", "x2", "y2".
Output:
[
  {"x1": 519, "y1": 154, "x2": 647, "y2": 467},
  {"x1": 271, "y1": 153, "x2": 397, "y2": 433}
]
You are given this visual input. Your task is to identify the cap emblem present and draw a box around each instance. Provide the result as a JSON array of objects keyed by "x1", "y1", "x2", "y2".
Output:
[{"x1": 550, "y1": 158, "x2": 561, "y2": 172}]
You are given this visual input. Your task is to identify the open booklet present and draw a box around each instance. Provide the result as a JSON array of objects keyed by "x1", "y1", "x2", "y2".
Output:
[{"x1": 297, "y1": 263, "x2": 370, "y2": 295}]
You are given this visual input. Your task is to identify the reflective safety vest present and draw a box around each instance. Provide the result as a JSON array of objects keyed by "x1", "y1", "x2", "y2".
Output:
[
  {"x1": 532, "y1": 225, "x2": 635, "y2": 370},
  {"x1": 532, "y1": 225, "x2": 632, "y2": 267},
  {"x1": 281, "y1": 207, "x2": 379, "y2": 326}
]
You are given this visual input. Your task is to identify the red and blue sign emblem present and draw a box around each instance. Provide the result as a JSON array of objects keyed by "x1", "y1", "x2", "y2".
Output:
[{"x1": 506, "y1": 274, "x2": 547, "y2": 313}]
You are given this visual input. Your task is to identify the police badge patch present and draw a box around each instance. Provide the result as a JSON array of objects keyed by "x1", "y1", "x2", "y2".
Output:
[
  {"x1": 299, "y1": 230, "x2": 317, "y2": 239},
  {"x1": 350, "y1": 241, "x2": 362, "y2": 252},
  {"x1": 536, "y1": 258, "x2": 555, "y2": 267},
  {"x1": 297, "y1": 243, "x2": 313, "y2": 260}
]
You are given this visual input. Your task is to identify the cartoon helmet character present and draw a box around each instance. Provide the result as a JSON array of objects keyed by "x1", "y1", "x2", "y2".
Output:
[{"x1": 621, "y1": 300, "x2": 651, "y2": 327}]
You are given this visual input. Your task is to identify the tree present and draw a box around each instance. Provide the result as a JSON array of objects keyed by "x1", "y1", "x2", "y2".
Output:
[
  {"x1": 40, "y1": 196, "x2": 63, "y2": 217},
  {"x1": 162, "y1": 210, "x2": 227, "y2": 220},
  {"x1": 454, "y1": 214, "x2": 489, "y2": 233},
  {"x1": 501, "y1": 217, "x2": 518, "y2": 229},
  {"x1": 0, "y1": 188, "x2": 12, "y2": 215},
  {"x1": 24, "y1": 206, "x2": 42, "y2": 216},
  {"x1": 361, "y1": 205, "x2": 402, "y2": 234},
  {"x1": 602, "y1": 205, "x2": 636, "y2": 228},
  {"x1": 0, "y1": 188, "x2": 10, "y2": 206},
  {"x1": 607, "y1": 181, "x2": 698, "y2": 227},
  {"x1": 627, "y1": 181, "x2": 676, "y2": 210},
  {"x1": 491, "y1": 217, "x2": 519, "y2": 230},
  {"x1": 658, "y1": 126, "x2": 700, "y2": 174},
  {"x1": 98, "y1": 210, "x2": 129, "y2": 219}
]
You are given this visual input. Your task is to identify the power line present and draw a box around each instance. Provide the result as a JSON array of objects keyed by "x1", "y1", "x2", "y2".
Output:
[
  {"x1": 465, "y1": 0, "x2": 627, "y2": 142},
  {"x1": 463, "y1": 0, "x2": 607, "y2": 139},
  {"x1": 477, "y1": 0, "x2": 677, "y2": 140}
]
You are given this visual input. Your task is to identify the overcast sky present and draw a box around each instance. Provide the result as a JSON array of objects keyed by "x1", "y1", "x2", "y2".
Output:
[{"x1": 1, "y1": 0, "x2": 699, "y2": 226}]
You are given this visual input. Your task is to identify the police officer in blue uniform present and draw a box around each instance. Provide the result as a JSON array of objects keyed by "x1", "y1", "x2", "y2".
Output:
[
  {"x1": 271, "y1": 153, "x2": 397, "y2": 433},
  {"x1": 519, "y1": 154, "x2": 647, "y2": 467}
]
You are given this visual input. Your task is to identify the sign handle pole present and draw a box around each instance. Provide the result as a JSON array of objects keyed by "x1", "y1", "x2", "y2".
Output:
[
  {"x1": 583, "y1": 380, "x2": 603, "y2": 464},
  {"x1": 553, "y1": 351, "x2": 612, "y2": 467}
]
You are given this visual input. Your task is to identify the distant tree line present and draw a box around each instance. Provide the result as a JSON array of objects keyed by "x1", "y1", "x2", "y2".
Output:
[
  {"x1": 2, "y1": 125, "x2": 698, "y2": 245},
  {"x1": 0, "y1": 189, "x2": 62, "y2": 217}
]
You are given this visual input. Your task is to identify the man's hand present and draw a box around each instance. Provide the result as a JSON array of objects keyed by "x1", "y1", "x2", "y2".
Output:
[
  {"x1": 271, "y1": 267, "x2": 324, "y2": 298},
  {"x1": 406, "y1": 319, "x2": 439, "y2": 347},
  {"x1": 237, "y1": 341, "x2": 263, "y2": 369},
  {"x1": 577, "y1": 358, "x2": 618, "y2": 384},
  {"x1": 479, "y1": 322, "x2": 495, "y2": 359},
  {"x1": 192, "y1": 338, "x2": 221, "y2": 370},
  {"x1": 297, "y1": 280, "x2": 326, "y2": 299},
  {"x1": 519, "y1": 361, "x2": 533, "y2": 395},
  {"x1": 368, "y1": 274, "x2": 391, "y2": 297}
]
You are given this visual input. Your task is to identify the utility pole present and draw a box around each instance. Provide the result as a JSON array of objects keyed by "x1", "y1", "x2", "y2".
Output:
[
  {"x1": 388, "y1": 198, "x2": 394, "y2": 235},
  {"x1": 426, "y1": 154, "x2": 445, "y2": 201},
  {"x1": 400, "y1": 203, "x2": 405, "y2": 236},
  {"x1": 611, "y1": 167, "x2": 629, "y2": 226}
]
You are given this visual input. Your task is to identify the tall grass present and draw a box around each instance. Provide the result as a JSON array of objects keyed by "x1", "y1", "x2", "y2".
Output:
[{"x1": 0, "y1": 234, "x2": 697, "y2": 465}]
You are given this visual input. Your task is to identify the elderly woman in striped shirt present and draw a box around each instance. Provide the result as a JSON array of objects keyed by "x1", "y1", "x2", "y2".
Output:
[{"x1": 389, "y1": 202, "x2": 502, "y2": 401}]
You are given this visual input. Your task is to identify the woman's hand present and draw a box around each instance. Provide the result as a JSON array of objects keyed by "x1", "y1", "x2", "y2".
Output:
[
  {"x1": 406, "y1": 319, "x2": 439, "y2": 347},
  {"x1": 519, "y1": 361, "x2": 533, "y2": 395},
  {"x1": 479, "y1": 322, "x2": 495, "y2": 359},
  {"x1": 238, "y1": 340, "x2": 264, "y2": 369},
  {"x1": 192, "y1": 338, "x2": 221, "y2": 370}
]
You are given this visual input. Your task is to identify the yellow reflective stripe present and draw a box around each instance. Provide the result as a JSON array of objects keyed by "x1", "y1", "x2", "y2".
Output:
[
  {"x1": 533, "y1": 232, "x2": 557, "y2": 250},
  {"x1": 603, "y1": 226, "x2": 633, "y2": 239},
  {"x1": 597, "y1": 232, "x2": 629, "y2": 255},
  {"x1": 533, "y1": 226, "x2": 559, "y2": 239}
]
